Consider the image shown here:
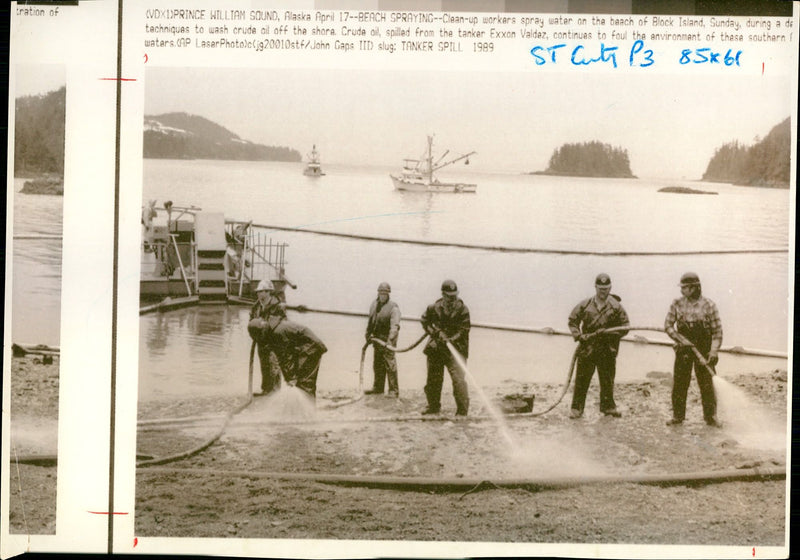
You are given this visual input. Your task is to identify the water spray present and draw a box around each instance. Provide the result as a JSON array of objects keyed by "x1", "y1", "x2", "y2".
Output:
[{"x1": 444, "y1": 340, "x2": 516, "y2": 448}]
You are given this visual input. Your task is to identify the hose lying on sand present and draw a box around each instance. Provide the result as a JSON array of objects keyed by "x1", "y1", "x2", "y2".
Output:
[
  {"x1": 137, "y1": 341, "x2": 258, "y2": 467},
  {"x1": 138, "y1": 465, "x2": 786, "y2": 493}
]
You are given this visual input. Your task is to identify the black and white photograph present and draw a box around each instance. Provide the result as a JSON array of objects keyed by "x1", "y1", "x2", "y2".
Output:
[
  {"x1": 1, "y1": 0, "x2": 795, "y2": 558},
  {"x1": 6, "y1": 65, "x2": 66, "y2": 536},
  {"x1": 133, "y1": 63, "x2": 791, "y2": 548}
]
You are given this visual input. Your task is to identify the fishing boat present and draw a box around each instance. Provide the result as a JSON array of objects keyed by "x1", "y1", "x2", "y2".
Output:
[
  {"x1": 390, "y1": 135, "x2": 477, "y2": 193},
  {"x1": 303, "y1": 144, "x2": 325, "y2": 177},
  {"x1": 140, "y1": 200, "x2": 293, "y2": 305}
]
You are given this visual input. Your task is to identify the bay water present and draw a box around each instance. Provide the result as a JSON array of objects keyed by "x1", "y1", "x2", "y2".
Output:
[
  {"x1": 138, "y1": 159, "x2": 790, "y2": 400},
  {"x1": 10, "y1": 178, "x2": 63, "y2": 346}
]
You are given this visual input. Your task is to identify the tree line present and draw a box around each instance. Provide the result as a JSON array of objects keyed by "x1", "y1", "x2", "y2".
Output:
[
  {"x1": 14, "y1": 86, "x2": 66, "y2": 177},
  {"x1": 702, "y1": 118, "x2": 790, "y2": 188},
  {"x1": 542, "y1": 141, "x2": 635, "y2": 178}
]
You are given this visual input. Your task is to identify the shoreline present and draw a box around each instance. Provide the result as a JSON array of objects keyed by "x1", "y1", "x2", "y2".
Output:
[{"x1": 134, "y1": 368, "x2": 787, "y2": 543}]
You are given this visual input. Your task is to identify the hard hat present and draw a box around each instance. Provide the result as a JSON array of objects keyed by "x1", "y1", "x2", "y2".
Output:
[
  {"x1": 680, "y1": 272, "x2": 701, "y2": 286},
  {"x1": 256, "y1": 279, "x2": 274, "y2": 292},
  {"x1": 595, "y1": 273, "x2": 611, "y2": 286},
  {"x1": 441, "y1": 279, "x2": 458, "y2": 295},
  {"x1": 377, "y1": 282, "x2": 391, "y2": 293}
]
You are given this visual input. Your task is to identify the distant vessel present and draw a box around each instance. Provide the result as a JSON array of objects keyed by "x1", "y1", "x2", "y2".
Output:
[
  {"x1": 390, "y1": 135, "x2": 476, "y2": 193},
  {"x1": 303, "y1": 144, "x2": 325, "y2": 176}
]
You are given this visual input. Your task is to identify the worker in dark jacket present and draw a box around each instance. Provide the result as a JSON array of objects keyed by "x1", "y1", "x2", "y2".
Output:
[
  {"x1": 365, "y1": 282, "x2": 402, "y2": 397},
  {"x1": 664, "y1": 272, "x2": 723, "y2": 427},
  {"x1": 421, "y1": 279, "x2": 471, "y2": 416},
  {"x1": 567, "y1": 273, "x2": 630, "y2": 419},
  {"x1": 248, "y1": 279, "x2": 286, "y2": 396},
  {"x1": 260, "y1": 315, "x2": 327, "y2": 399}
]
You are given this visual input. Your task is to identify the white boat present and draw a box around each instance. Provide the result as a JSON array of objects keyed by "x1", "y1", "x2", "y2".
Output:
[
  {"x1": 390, "y1": 135, "x2": 476, "y2": 193},
  {"x1": 303, "y1": 144, "x2": 325, "y2": 176}
]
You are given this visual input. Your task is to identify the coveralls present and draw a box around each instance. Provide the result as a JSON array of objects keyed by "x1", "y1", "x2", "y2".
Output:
[
  {"x1": 248, "y1": 295, "x2": 286, "y2": 394},
  {"x1": 568, "y1": 296, "x2": 630, "y2": 414},
  {"x1": 421, "y1": 297, "x2": 471, "y2": 414},
  {"x1": 664, "y1": 295, "x2": 722, "y2": 422},
  {"x1": 262, "y1": 316, "x2": 328, "y2": 398},
  {"x1": 365, "y1": 297, "x2": 401, "y2": 394}
]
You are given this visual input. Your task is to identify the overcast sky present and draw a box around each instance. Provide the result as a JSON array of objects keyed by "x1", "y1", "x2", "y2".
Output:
[
  {"x1": 144, "y1": 67, "x2": 791, "y2": 179},
  {"x1": 15, "y1": 65, "x2": 65, "y2": 97}
]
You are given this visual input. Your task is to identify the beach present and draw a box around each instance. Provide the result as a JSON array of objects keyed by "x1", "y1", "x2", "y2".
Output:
[{"x1": 133, "y1": 368, "x2": 787, "y2": 544}]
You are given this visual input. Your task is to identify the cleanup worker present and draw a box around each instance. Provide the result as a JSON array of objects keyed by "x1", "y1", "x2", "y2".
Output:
[
  {"x1": 664, "y1": 272, "x2": 723, "y2": 427},
  {"x1": 247, "y1": 279, "x2": 286, "y2": 396},
  {"x1": 421, "y1": 279, "x2": 471, "y2": 416},
  {"x1": 364, "y1": 282, "x2": 401, "y2": 397},
  {"x1": 260, "y1": 314, "x2": 328, "y2": 400},
  {"x1": 567, "y1": 273, "x2": 630, "y2": 419}
]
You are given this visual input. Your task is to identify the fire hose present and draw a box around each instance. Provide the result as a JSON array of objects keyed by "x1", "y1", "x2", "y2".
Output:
[
  {"x1": 325, "y1": 333, "x2": 430, "y2": 410},
  {"x1": 136, "y1": 342, "x2": 257, "y2": 467},
  {"x1": 137, "y1": 464, "x2": 785, "y2": 493}
]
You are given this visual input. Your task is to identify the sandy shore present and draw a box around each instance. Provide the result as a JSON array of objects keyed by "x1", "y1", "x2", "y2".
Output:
[
  {"x1": 8, "y1": 355, "x2": 60, "y2": 535},
  {"x1": 135, "y1": 368, "x2": 788, "y2": 546}
]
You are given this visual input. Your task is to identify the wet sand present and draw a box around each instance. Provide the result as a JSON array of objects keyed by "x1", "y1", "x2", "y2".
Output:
[{"x1": 135, "y1": 368, "x2": 787, "y2": 545}]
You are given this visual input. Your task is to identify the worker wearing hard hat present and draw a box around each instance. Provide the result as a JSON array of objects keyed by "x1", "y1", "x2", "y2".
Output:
[
  {"x1": 248, "y1": 279, "x2": 287, "y2": 396},
  {"x1": 567, "y1": 273, "x2": 630, "y2": 419},
  {"x1": 664, "y1": 272, "x2": 723, "y2": 427},
  {"x1": 260, "y1": 314, "x2": 328, "y2": 399},
  {"x1": 364, "y1": 282, "x2": 402, "y2": 397},
  {"x1": 420, "y1": 279, "x2": 471, "y2": 416}
]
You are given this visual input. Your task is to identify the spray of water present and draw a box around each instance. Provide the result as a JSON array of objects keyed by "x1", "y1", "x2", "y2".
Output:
[
  {"x1": 258, "y1": 383, "x2": 317, "y2": 422},
  {"x1": 713, "y1": 376, "x2": 786, "y2": 451},
  {"x1": 445, "y1": 342, "x2": 517, "y2": 448}
]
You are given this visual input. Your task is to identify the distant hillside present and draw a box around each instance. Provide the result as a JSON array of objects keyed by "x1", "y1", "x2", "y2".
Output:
[
  {"x1": 535, "y1": 141, "x2": 635, "y2": 178},
  {"x1": 15, "y1": 86, "x2": 66, "y2": 177},
  {"x1": 702, "y1": 118, "x2": 790, "y2": 188},
  {"x1": 143, "y1": 112, "x2": 301, "y2": 162}
]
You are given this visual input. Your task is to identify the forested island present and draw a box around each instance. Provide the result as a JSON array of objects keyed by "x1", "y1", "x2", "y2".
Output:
[
  {"x1": 702, "y1": 117, "x2": 790, "y2": 188},
  {"x1": 15, "y1": 86, "x2": 66, "y2": 194},
  {"x1": 143, "y1": 112, "x2": 301, "y2": 162},
  {"x1": 534, "y1": 141, "x2": 636, "y2": 178}
]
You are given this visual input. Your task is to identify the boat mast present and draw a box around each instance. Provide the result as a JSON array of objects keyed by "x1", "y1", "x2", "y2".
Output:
[{"x1": 425, "y1": 135, "x2": 434, "y2": 182}]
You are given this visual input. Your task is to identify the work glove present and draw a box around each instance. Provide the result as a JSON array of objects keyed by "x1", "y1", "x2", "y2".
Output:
[
  {"x1": 577, "y1": 333, "x2": 590, "y2": 343},
  {"x1": 707, "y1": 352, "x2": 719, "y2": 367}
]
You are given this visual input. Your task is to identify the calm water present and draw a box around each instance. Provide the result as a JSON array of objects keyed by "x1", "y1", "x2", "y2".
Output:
[
  {"x1": 11, "y1": 178, "x2": 63, "y2": 346},
  {"x1": 139, "y1": 159, "x2": 790, "y2": 399}
]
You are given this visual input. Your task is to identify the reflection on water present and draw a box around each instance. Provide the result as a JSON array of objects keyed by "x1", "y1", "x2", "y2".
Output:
[
  {"x1": 140, "y1": 306, "x2": 254, "y2": 400},
  {"x1": 11, "y1": 178, "x2": 63, "y2": 345}
]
